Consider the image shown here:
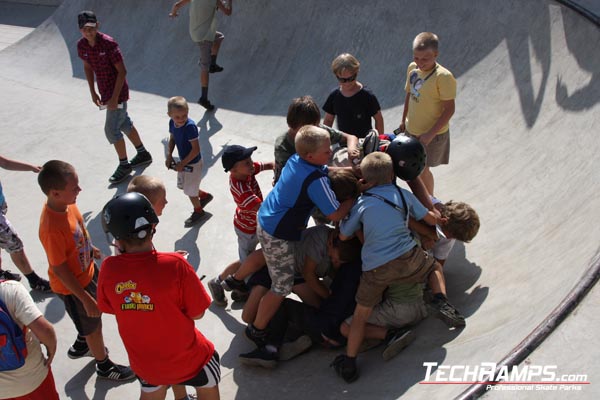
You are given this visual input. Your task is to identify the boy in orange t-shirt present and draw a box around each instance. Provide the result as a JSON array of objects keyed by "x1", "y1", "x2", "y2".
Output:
[{"x1": 37, "y1": 160, "x2": 134, "y2": 381}]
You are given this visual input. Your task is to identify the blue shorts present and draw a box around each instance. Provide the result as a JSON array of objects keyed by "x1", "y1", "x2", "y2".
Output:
[{"x1": 104, "y1": 102, "x2": 133, "y2": 144}]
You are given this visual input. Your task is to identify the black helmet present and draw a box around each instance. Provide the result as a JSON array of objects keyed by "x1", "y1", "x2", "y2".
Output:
[
  {"x1": 385, "y1": 136, "x2": 427, "y2": 181},
  {"x1": 101, "y1": 192, "x2": 158, "y2": 240}
]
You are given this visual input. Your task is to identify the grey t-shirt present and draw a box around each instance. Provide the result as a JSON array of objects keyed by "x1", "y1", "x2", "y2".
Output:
[{"x1": 294, "y1": 225, "x2": 333, "y2": 278}]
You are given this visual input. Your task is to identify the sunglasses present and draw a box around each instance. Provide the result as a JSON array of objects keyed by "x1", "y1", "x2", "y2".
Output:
[{"x1": 336, "y1": 74, "x2": 357, "y2": 83}]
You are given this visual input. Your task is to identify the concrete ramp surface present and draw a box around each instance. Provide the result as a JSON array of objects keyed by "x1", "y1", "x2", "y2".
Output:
[{"x1": 0, "y1": 0, "x2": 598, "y2": 399}]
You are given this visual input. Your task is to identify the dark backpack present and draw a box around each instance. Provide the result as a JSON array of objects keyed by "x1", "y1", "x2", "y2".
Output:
[{"x1": 0, "y1": 282, "x2": 28, "y2": 371}]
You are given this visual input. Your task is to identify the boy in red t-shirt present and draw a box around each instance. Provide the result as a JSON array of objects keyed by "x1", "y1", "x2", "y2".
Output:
[
  {"x1": 207, "y1": 145, "x2": 273, "y2": 306},
  {"x1": 98, "y1": 192, "x2": 220, "y2": 400}
]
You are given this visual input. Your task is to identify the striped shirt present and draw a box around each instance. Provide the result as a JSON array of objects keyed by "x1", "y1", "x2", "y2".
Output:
[{"x1": 230, "y1": 162, "x2": 266, "y2": 234}]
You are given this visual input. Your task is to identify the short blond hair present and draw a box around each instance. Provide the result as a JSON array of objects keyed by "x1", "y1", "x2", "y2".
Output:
[
  {"x1": 331, "y1": 53, "x2": 360, "y2": 76},
  {"x1": 167, "y1": 96, "x2": 189, "y2": 113},
  {"x1": 413, "y1": 32, "x2": 439, "y2": 52},
  {"x1": 127, "y1": 175, "x2": 166, "y2": 207},
  {"x1": 360, "y1": 152, "x2": 393, "y2": 186},
  {"x1": 441, "y1": 201, "x2": 480, "y2": 243},
  {"x1": 295, "y1": 125, "x2": 330, "y2": 157}
]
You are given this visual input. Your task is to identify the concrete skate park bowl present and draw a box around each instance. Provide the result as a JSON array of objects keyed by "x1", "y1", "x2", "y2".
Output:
[{"x1": 0, "y1": 0, "x2": 598, "y2": 399}]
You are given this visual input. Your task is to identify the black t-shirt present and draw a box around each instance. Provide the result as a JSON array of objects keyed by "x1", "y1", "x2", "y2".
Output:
[{"x1": 323, "y1": 87, "x2": 381, "y2": 138}]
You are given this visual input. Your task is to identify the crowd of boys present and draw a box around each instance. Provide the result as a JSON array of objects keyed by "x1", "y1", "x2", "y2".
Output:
[{"x1": 0, "y1": 4, "x2": 481, "y2": 400}]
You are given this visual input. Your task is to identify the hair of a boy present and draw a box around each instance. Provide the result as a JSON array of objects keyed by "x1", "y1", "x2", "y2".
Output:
[
  {"x1": 328, "y1": 169, "x2": 358, "y2": 201},
  {"x1": 167, "y1": 96, "x2": 189, "y2": 113},
  {"x1": 331, "y1": 53, "x2": 360, "y2": 76},
  {"x1": 360, "y1": 152, "x2": 394, "y2": 186},
  {"x1": 441, "y1": 201, "x2": 480, "y2": 243},
  {"x1": 295, "y1": 125, "x2": 329, "y2": 157},
  {"x1": 334, "y1": 236, "x2": 362, "y2": 264},
  {"x1": 127, "y1": 176, "x2": 165, "y2": 205},
  {"x1": 38, "y1": 160, "x2": 76, "y2": 195},
  {"x1": 413, "y1": 32, "x2": 439, "y2": 52},
  {"x1": 286, "y1": 96, "x2": 321, "y2": 130},
  {"x1": 118, "y1": 232, "x2": 153, "y2": 248}
]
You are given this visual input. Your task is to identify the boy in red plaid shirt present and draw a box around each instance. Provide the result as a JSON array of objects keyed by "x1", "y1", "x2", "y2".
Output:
[{"x1": 77, "y1": 11, "x2": 152, "y2": 184}]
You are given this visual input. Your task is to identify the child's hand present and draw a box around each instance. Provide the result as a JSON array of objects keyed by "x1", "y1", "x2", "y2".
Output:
[
  {"x1": 92, "y1": 246, "x2": 102, "y2": 259},
  {"x1": 398, "y1": 122, "x2": 406, "y2": 133},
  {"x1": 91, "y1": 92, "x2": 101, "y2": 107},
  {"x1": 357, "y1": 178, "x2": 370, "y2": 192},
  {"x1": 82, "y1": 296, "x2": 101, "y2": 318}
]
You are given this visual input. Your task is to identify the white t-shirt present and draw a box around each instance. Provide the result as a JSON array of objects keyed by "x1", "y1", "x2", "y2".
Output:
[{"x1": 0, "y1": 281, "x2": 48, "y2": 398}]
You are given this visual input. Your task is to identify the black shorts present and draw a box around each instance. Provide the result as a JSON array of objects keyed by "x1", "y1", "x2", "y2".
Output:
[
  {"x1": 57, "y1": 264, "x2": 101, "y2": 336},
  {"x1": 138, "y1": 350, "x2": 221, "y2": 393},
  {"x1": 247, "y1": 265, "x2": 305, "y2": 289}
]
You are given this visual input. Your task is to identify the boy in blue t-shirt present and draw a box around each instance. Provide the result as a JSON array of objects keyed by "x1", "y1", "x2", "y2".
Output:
[
  {"x1": 245, "y1": 126, "x2": 354, "y2": 349},
  {"x1": 165, "y1": 96, "x2": 213, "y2": 227}
]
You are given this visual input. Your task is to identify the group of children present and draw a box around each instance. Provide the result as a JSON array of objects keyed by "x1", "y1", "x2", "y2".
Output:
[{"x1": 0, "y1": 6, "x2": 480, "y2": 400}]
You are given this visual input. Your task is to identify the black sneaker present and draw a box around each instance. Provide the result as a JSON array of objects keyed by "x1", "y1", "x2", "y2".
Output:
[
  {"x1": 108, "y1": 164, "x2": 132, "y2": 184},
  {"x1": 222, "y1": 275, "x2": 248, "y2": 292},
  {"x1": 278, "y1": 335, "x2": 312, "y2": 361},
  {"x1": 209, "y1": 64, "x2": 224, "y2": 73},
  {"x1": 331, "y1": 354, "x2": 359, "y2": 383},
  {"x1": 0, "y1": 269, "x2": 21, "y2": 281},
  {"x1": 199, "y1": 193, "x2": 214, "y2": 208},
  {"x1": 68, "y1": 344, "x2": 92, "y2": 359},
  {"x1": 429, "y1": 295, "x2": 466, "y2": 328},
  {"x1": 184, "y1": 210, "x2": 206, "y2": 227},
  {"x1": 96, "y1": 364, "x2": 136, "y2": 381},
  {"x1": 30, "y1": 278, "x2": 52, "y2": 293},
  {"x1": 239, "y1": 347, "x2": 277, "y2": 369},
  {"x1": 129, "y1": 151, "x2": 153, "y2": 167},
  {"x1": 382, "y1": 328, "x2": 416, "y2": 361},
  {"x1": 68, "y1": 343, "x2": 109, "y2": 360},
  {"x1": 231, "y1": 289, "x2": 249, "y2": 303},
  {"x1": 245, "y1": 324, "x2": 268, "y2": 347},
  {"x1": 197, "y1": 98, "x2": 215, "y2": 111},
  {"x1": 208, "y1": 277, "x2": 227, "y2": 307}
]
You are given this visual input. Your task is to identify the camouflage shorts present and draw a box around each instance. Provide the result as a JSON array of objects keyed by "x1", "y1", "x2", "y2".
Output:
[
  {"x1": 0, "y1": 203, "x2": 24, "y2": 253},
  {"x1": 256, "y1": 224, "x2": 297, "y2": 296}
]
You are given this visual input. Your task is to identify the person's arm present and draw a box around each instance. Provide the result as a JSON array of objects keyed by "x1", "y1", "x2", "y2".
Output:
[
  {"x1": 165, "y1": 134, "x2": 176, "y2": 169},
  {"x1": 169, "y1": 0, "x2": 191, "y2": 17},
  {"x1": 27, "y1": 316, "x2": 57, "y2": 366},
  {"x1": 261, "y1": 161, "x2": 275, "y2": 171},
  {"x1": 217, "y1": 0, "x2": 232, "y2": 15},
  {"x1": 340, "y1": 132, "x2": 360, "y2": 162},
  {"x1": 302, "y1": 257, "x2": 330, "y2": 300},
  {"x1": 323, "y1": 112, "x2": 335, "y2": 128},
  {"x1": 176, "y1": 139, "x2": 200, "y2": 171},
  {"x1": 0, "y1": 155, "x2": 41, "y2": 172},
  {"x1": 52, "y1": 262, "x2": 100, "y2": 317},
  {"x1": 398, "y1": 92, "x2": 411, "y2": 132},
  {"x1": 326, "y1": 198, "x2": 354, "y2": 222},
  {"x1": 106, "y1": 61, "x2": 127, "y2": 110},
  {"x1": 82, "y1": 61, "x2": 101, "y2": 107},
  {"x1": 421, "y1": 210, "x2": 447, "y2": 227},
  {"x1": 419, "y1": 99, "x2": 455, "y2": 145},
  {"x1": 407, "y1": 176, "x2": 435, "y2": 211},
  {"x1": 373, "y1": 110, "x2": 384, "y2": 137}
]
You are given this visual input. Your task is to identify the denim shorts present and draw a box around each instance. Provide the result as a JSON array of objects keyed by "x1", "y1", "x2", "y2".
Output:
[{"x1": 104, "y1": 102, "x2": 133, "y2": 144}]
